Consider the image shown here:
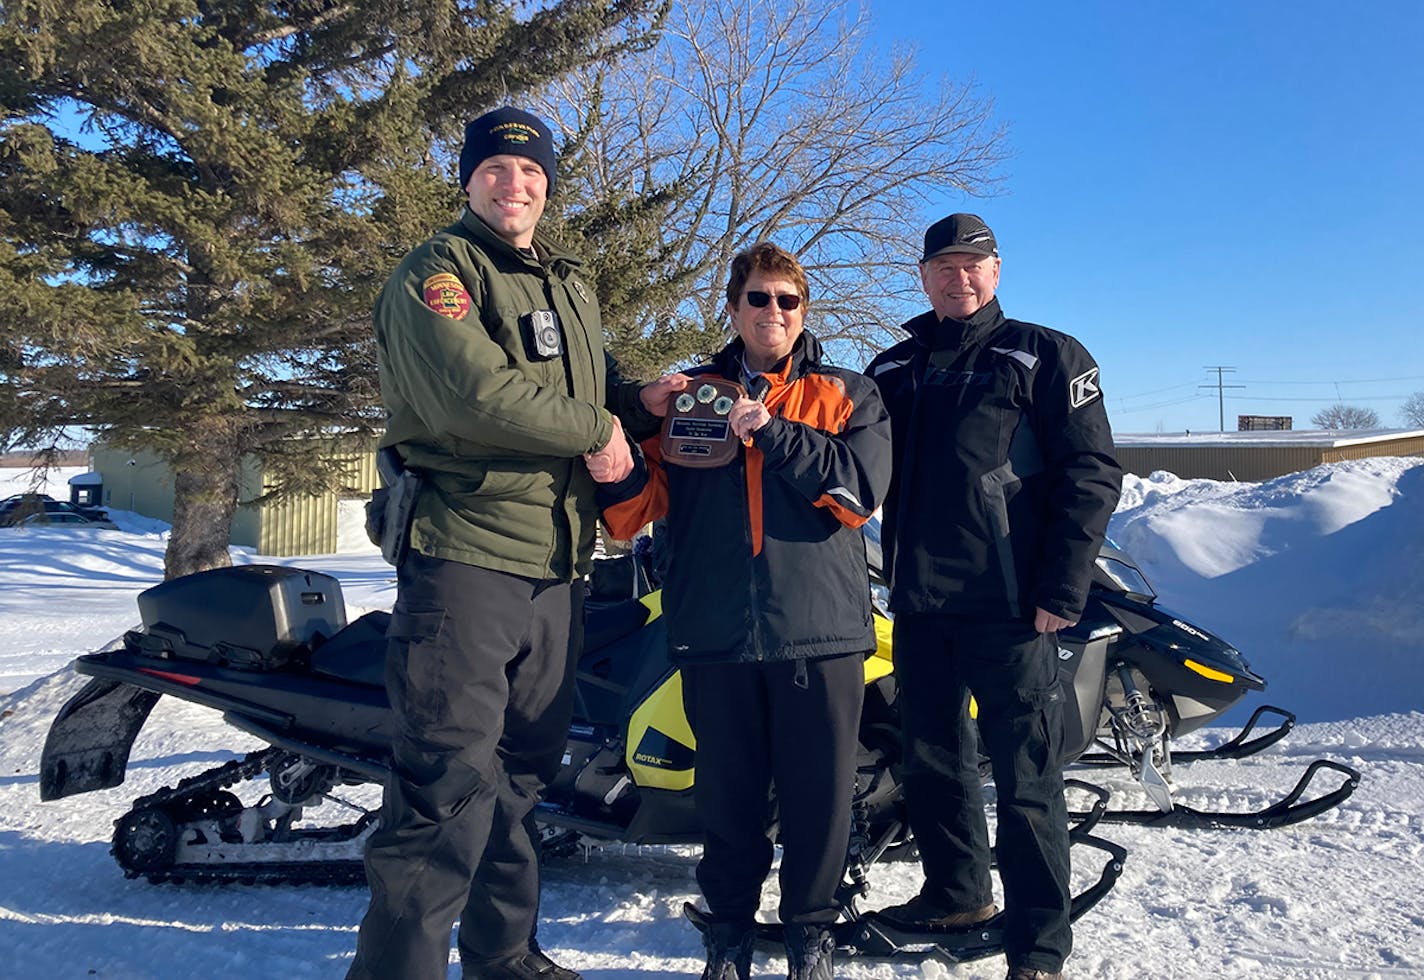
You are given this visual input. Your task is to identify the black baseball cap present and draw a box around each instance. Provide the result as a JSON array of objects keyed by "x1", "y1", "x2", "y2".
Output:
[{"x1": 922, "y1": 213, "x2": 998, "y2": 260}]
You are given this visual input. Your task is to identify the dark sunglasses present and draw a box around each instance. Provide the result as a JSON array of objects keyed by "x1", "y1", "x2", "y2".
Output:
[{"x1": 745, "y1": 290, "x2": 802, "y2": 311}]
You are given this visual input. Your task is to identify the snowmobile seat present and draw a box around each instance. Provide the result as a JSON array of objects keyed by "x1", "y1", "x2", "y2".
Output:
[
  {"x1": 583, "y1": 598, "x2": 651, "y2": 655},
  {"x1": 588, "y1": 550, "x2": 658, "y2": 601},
  {"x1": 304, "y1": 600, "x2": 652, "y2": 689},
  {"x1": 309, "y1": 610, "x2": 391, "y2": 687},
  {"x1": 589, "y1": 554, "x2": 639, "y2": 601}
]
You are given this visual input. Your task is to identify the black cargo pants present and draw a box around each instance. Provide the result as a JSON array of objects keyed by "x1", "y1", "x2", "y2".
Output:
[
  {"x1": 893, "y1": 613, "x2": 1072, "y2": 975},
  {"x1": 681, "y1": 652, "x2": 865, "y2": 928},
  {"x1": 349, "y1": 551, "x2": 582, "y2": 980}
]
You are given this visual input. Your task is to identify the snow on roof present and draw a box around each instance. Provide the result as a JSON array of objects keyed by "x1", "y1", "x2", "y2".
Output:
[
  {"x1": 1113, "y1": 428, "x2": 1424, "y2": 449},
  {"x1": 66, "y1": 471, "x2": 103, "y2": 485}
]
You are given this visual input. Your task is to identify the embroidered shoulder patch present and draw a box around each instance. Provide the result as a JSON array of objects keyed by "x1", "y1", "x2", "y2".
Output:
[
  {"x1": 1069, "y1": 368, "x2": 1101, "y2": 409},
  {"x1": 422, "y1": 272, "x2": 472, "y2": 320}
]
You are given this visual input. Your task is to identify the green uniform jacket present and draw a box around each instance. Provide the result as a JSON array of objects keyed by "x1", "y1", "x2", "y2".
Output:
[{"x1": 375, "y1": 209, "x2": 615, "y2": 581}]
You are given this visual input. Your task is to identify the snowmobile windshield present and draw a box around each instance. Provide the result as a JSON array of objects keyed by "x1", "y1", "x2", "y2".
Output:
[
  {"x1": 1095, "y1": 554, "x2": 1155, "y2": 601},
  {"x1": 869, "y1": 579, "x2": 891, "y2": 619},
  {"x1": 862, "y1": 515, "x2": 884, "y2": 580}
]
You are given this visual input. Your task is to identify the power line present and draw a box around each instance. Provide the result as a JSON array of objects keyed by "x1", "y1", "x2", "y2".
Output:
[
  {"x1": 1112, "y1": 394, "x2": 1210, "y2": 415},
  {"x1": 1108, "y1": 371, "x2": 1422, "y2": 424},
  {"x1": 1233, "y1": 394, "x2": 1410, "y2": 403},
  {"x1": 1112, "y1": 380, "x2": 1205, "y2": 403},
  {"x1": 1234, "y1": 374, "x2": 1424, "y2": 386},
  {"x1": 1115, "y1": 374, "x2": 1424, "y2": 403}
]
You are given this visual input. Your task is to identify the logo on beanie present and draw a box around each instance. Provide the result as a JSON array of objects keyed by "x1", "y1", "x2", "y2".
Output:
[
  {"x1": 422, "y1": 272, "x2": 472, "y2": 320},
  {"x1": 492, "y1": 122, "x2": 539, "y2": 146}
]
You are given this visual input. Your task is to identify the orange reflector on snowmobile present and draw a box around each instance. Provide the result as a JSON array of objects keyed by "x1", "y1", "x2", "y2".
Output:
[{"x1": 1184, "y1": 658, "x2": 1234, "y2": 683}]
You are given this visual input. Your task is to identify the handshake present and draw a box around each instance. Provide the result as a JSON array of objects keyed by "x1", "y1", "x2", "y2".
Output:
[
  {"x1": 584, "y1": 372, "x2": 696, "y2": 484},
  {"x1": 584, "y1": 415, "x2": 635, "y2": 484},
  {"x1": 583, "y1": 373, "x2": 694, "y2": 484},
  {"x1": 584, "y1": 371, "x2": 775, "y2": 482},
  {"x1": 580, "y1": 373, "x2": 692, "y2": 484}
]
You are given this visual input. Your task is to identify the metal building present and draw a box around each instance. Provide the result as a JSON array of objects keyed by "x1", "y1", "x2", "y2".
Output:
[
  {"x1": 91, "y1": 443, "x2": 379, "y2": 556},
  {"x1": 1113, "y1": 429, "x2": 1424, "y2": 482}
]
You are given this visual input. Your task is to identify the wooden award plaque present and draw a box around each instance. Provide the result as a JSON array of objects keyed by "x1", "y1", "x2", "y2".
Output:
[{"x1": 660, "y1": 378, "x2": 746, "y2": 468}]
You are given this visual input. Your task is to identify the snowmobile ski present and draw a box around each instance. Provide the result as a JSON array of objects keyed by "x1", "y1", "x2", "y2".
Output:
[
  {"x1": 1071, "y1": 758, "x2": 1361, "y2": 830},
  {"x1": 684, "y1": 832, "x2": 1127, "y2": 962},
  {"x1": 1074, "y1": 703, "x2": 1296, "y2": 768}
]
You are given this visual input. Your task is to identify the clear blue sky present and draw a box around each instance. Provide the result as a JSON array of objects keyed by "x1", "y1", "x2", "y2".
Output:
[{"x1": 870, "y1": 0, "x2": 1424, "y2": 433}]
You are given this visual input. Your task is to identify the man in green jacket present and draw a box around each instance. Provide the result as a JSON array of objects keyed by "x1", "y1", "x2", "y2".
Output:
[{"x1": 349, "y1": 107, "x2": 656, "y2": 980}]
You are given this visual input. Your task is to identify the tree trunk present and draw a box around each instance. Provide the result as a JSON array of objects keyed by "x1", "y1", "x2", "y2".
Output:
[{"x1": 163, "y1": 416, "x2": 244, "y2": 579}]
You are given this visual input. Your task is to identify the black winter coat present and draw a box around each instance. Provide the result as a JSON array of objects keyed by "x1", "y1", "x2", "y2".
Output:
[
  {"x1": 600, "y1": 333, "x2": 892, "y2": 664},
  {"x1": 866, "y1": 298, "x2": 1122, "y2": 622}
]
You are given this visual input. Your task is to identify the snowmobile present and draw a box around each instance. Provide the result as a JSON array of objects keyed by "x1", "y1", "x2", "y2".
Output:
[
  {"x1": 853, "y1": 520, "x2": 1357, "y2": 834},
  {"x1": 37, "y1": 526, "x2": 1354, "y2": 962},
  {"x1": 1031, "y1": 537, "x2": 1360, "y2": 830}
]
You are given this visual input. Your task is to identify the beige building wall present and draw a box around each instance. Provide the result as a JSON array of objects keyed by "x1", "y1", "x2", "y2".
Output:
[
  {"x1": 1115, "y1": 433, "x2": 1424, "y2": 482},
  {"x1": 90, "y1": 446, "x2": 179, "y2": 523},
  {"x1": 92, "y1": 439, "x2": 382, "y2": 556},
  {"x1": 1320, "y1": 435, "x2": 1424, "y2": 464},
  {"x1": 259, "y1": 491, "x2": 339, "y2": 555},
  {"x1": 1115, "y1": 445, "x2": 1324, "y2": 482}
]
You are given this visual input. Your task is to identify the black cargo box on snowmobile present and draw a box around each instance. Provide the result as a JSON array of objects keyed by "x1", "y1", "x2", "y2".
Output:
[{"x1": 126, "y1": 565, "x2": 347, "y2": 670}]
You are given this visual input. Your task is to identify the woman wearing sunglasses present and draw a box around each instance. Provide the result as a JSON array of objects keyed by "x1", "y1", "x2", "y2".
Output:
[{"x1": 596, "y1": 242, "x2": 893, "y2": 980}]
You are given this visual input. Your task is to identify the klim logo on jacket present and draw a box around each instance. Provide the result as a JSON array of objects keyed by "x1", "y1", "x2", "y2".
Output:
[{"x1": 1069, "y1": 368, "x2": 1101, "y2": 409}]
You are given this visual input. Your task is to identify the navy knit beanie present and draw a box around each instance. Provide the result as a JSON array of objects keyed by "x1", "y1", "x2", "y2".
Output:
[{"x1": 458, "y1": 107, "x2": 557, "y2": 194}]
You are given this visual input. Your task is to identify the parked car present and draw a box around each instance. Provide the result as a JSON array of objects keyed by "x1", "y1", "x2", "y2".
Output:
[
  {"x1": 0, "y1": 494, "x2": 111, "y2": 527},
  {"x1": 14, "y1": 511, "x2": 118, "y2": 529}
]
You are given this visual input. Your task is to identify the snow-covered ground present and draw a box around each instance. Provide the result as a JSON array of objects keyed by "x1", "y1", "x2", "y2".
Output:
[{"x1": 2, "y1": 460, "x2": 1423, "y2": 978}]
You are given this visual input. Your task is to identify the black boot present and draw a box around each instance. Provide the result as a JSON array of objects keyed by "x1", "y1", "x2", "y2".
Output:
[
  {"x1": 465, "y1": 946, "x2": 581, "y2": 980},
  {"x1": 783, "y1": 923, "x2": 834, "y2": 980},
  {"x1": 700, "y1": 919, "x2": 754, "y2": 980},
  {"x1": 1006, "y1": 968, "x2": 1064, "y2": 980},
  {"x1": 875, "y1": 895, "x2": 999, "y2": 931}
]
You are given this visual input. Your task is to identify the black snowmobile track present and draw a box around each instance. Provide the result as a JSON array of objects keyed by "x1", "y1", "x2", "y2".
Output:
[
  {"x1": 685, "y1": 832, "x2": 1128, "y2": 962},
  {"x1": 111, "y1": 747, "x2": 370, "y2": 886}
]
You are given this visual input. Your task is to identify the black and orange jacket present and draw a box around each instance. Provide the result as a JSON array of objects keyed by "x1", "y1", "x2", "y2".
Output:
[{"x1": 598, "y1": 333, "x2": 892, "y2": 665}]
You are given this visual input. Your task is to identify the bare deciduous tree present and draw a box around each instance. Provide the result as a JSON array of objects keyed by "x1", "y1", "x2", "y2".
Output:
[
  {"x1": 1312, "y1": 404, "x2": 1381, "y2": 429},
  {"x1": 1400, "y1": 392, "x2": 1424, "y2": 429},
  {"x1": 535, "y1": 0, "x2": 1008, "y2": 375}
]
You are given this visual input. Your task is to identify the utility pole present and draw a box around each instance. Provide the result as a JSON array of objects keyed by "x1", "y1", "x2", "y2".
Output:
[{"x1": 1200, "y1": 366, "x2": 1245, "y2": 432}]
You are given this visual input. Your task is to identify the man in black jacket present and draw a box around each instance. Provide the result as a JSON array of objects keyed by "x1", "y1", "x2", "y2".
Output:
[{"x1": 865, "y1": 214, "x2": 1121, "y2": 980}]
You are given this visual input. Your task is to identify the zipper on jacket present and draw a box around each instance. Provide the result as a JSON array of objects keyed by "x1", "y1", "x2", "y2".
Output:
[{"x1": 740, "y1": 453, "x2": 767, "y2": 662}]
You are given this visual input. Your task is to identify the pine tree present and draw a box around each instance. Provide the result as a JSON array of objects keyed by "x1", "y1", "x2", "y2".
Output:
[{"x1": 0, "y1": 0, "x2": 663, "y2": 577}]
